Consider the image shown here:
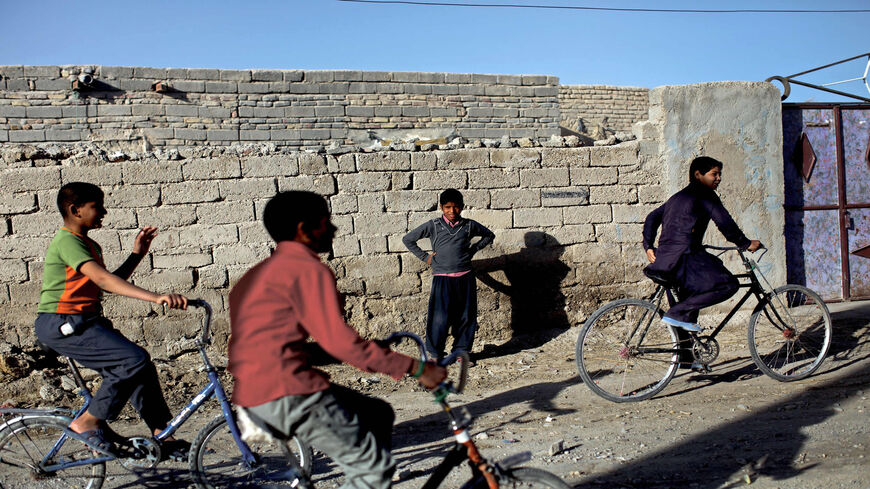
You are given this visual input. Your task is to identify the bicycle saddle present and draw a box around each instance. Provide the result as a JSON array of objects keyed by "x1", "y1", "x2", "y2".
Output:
[{"x1": 643, "y1": 267, "x2": 674, "y2": 287}]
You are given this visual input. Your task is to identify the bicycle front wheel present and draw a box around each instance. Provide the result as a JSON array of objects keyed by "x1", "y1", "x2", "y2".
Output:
[
  {"x1": 0, "y1": 415, "x2": 105, "y2": 489},
  {"x1": 577, "y1": 298, "x2": 679, "y2": 402},
  {"x1": 190, "y1": 414, "x2": 314, "y2": 489},
  {"x1": 748, "y1": 284, "x2": 832, "y2": 381}
]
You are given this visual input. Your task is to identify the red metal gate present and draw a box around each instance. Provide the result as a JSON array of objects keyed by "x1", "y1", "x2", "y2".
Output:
[{"x1": 783, "y1": 104, "x2": 870, "y2": 301}]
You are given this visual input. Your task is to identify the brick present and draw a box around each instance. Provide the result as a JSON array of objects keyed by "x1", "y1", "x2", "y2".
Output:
[
  {"x1": 357, "y1": 152, "x2": 410, "y2": 171},
  {"x1": 175, "y1": 128, "x2": 207, "y2": 141},
  {"x1": 242, "y1": 155, "x2": 298, "y2": 177},
  {"x1": 123, "y1": 161, "x2": 183, "y2": 184},
  {"x1": 411, "y1": 152, "x2": 437, "y2": 171},
  {"x1": 490, "y1": 189, "x2": 540, "y2": 209},
  {"x1": 595, "y1": 223, "x2": 644, "y2": 244},
  {"x1": 549, "y1": 224, "x2": 595, "y2": 244},
  {"x1": 25, "y1": 106, "x2": 63, "y2": 118},
  {"x1": 253, "y1": 107, "x2": 285, "y2": 118},
  {"x1": 182, "y1": 157, "x2": 241, "y2": 180},
  {"x1": 237, "y1": 222, "x2": 271, "y2": 244},
  {"x1": 0, "y1": 130, "x2": 7, "y2": 143},
  {"x1": 520, "y1": 168, "x2": 570, "y2": 188},
  {"x1": 24, "y1": 66, "x2": 60, "y2": 77},
  {"x1": 570, "y1": 167, "x2": 617, "y2": 185},
  {"x1": 99, "y1": 66, "x2": 134, "y2": 78},
  {"x1": 95, "y1": 105, "x2": 131, "y2": 116},
  {"x1": 62, "y1": 164, "x2": 123, "y2": 185},
  {"x1": 179, "y1": 224, "x2": 239, "y2": 247},
  {"x1": 240, "y1": 130, "x2": 271, "y2": 141},
  {"x1": 162, "y1": 181, "x2": 220, "y2": 204},
  {"x1": 238, "y1": 82, "x2": 271, "y2": 94},
  {"x1": 133, "y1": 269, "x2": 194, "y2": 292},
  {"x1": 467, "y1": 168, "x2": 519, "y2": 189},
  {"x1": 143, "y1": 128, "x2": 174, "y2": 140},
  {"x1": 330, "y1": 194, "x2": 358, "y2": 214},
  {"x1": 564, "y1": 205, "x2": 612, "y2": 224},
  {"x1": 638, "y1": 185, "x2": 664, "y2": 204},
  {"x1": 299, "y1": 129, "x2": 331, "y2": 140},
  {"x1": 0, "y1": 236, "x2": 52, "y2": 259},
  {"x1": 541, "y1": 187, "x2": 590, "y2": 207},
  {"x1": 461, "y1": 209, "x2": 512, "y2": 229},
  {"x1": 10, "y1": 211, "x2": 57, "y2": 236},
  {"x1": 251, "y1": 70, "x2": 282, "y2": 82},
  {"x1": 196, "y1": 201, "x2": 255, "y2": 225},
  {"x1": 219, "y1": 178, "x2": 277, "y2": 201},
  {"x1": 278, "y1": 175, "x2": 336, "y2": 195},
  {"x1": 358, "y1": 194, "x2": 384, "y2": 213},
  {"x1": 197, "y1": 265, "x2": 228, "y2": 288},
  {"x1": 344, "y1": 255, "x2": 400, "y2": 278},
  {"x1": 220, "y1": 69, "x2": 251, "y2": 82},
  {"x1": 137, "y1": 205, "x2": 197, "y2": 227},
  {"x1": 0, "y1": 167, "x2": 61, "y2": 192},
  {"x1": 9, "y1": 130, "x2": 46, "y2": 142},
  {"x1": 589, "y1": 185, "x2": 638, "y2": 204},
  {"x1": 0, "y1": 105, "x2": 25, "y2": 117},
  {"x1": 102, "y1": 184, "x2": 161, "y2": 208},
  {"x1": 286, "y1": 106, "x2": 315, "y2": 117},
  {"x1": 613, "y1": 204, "x2": 658, "y2": 223},
  {"x1": 0, "y1": 193, "x2": 37, "y2": 214},
  {"x1": 436, "y1": 149, "x2": 489, "y2": 170},
  {"x1": 189, "y1": 68, "x2": 220, "y2": 80},
  {"x1": 337, "y1": 173, "x2": 391, "y2": 194},
  {"x1": 384, "y1": 191, "x2": 438, "y2": 212},
  {"x1": 207, "y1": 129, "x2": 239, "y2": 141},
  {"x1": 133, "y1": 67, "x2": 167, "y2": 78},
  {"x1": 354, "y1": 213, "x2": 407, "y2": 236},
  {"x1": 298, "y1": 153, "x2": 328, "y2": 175},
  {"x1": 45, "y1": 129, "x2": 83, "y2": 141},
  {"x1": 205, "y1": 81, "x2": 237, "y2": 93},
  {"x1": 172, "y1": 80, "x2": 205, "y2": 92},
  {"x1": 513, "y1": 208, "x2": 562, "y2": 228},
  {"x1": 346, "y1": 106, "x2": 374, "y2": 117},
  {"x1": 590, "y1": 142, "x2": 639, "y2": 166},
  {"x1": 314, "y1": 106, "x2": 344, "y2": 117},
  {"x1": 327, "y1": 154, "x2": 356, "y2": 173},
  {"x1": 270, "y1": 129, "x2": 300, "y2": 141},
  {"x1": 402, "y1": 106, "x2": 429, "y2": 117},
  {"x1": 490, "y1": 149, "x2": 541, "y2": 168}
]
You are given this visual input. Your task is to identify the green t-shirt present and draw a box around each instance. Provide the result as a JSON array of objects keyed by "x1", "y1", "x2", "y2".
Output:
[{"x1": 37, "y1": 227, "x2": 104, "y2": 314}]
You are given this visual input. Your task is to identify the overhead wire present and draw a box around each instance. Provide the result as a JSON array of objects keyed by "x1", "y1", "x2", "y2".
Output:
[{"x1": 337, "y1": 0, "x2": 870, "y2": 14}]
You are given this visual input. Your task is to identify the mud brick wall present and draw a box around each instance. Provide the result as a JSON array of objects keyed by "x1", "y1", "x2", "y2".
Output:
[
  {"x1": 559, "y1": 85, "x2": 649, "y2": 136},
  {"x1": 0, "y1": 66, "x2": 561, "y2": 149},
  {"x1": 0, "y1": 140, "x2": 662, "y2": 353}
]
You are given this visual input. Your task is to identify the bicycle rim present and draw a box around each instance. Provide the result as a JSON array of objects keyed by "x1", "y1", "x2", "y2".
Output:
[
  {"x1": 577, "y1": 299, "x2": 678, "y2": 402},
  {"x1": 465, "y1": 467, "x2": 572, "y2": 488},
  {"x1": 749, "y1": 284, "x2": 832, "y2": 381},
  {"x1": 190, "y1": 415, "x2": 312, "y2": 489},
  {"x1": 0, "y1": 416, "x2": 105, "y2": 489}
]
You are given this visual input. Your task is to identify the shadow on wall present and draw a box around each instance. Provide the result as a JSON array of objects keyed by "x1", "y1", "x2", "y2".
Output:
[{"x1": 473, "y1": 232, "x2": 571, "y2": 360}]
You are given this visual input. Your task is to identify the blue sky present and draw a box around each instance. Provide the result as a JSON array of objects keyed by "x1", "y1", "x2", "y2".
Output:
[{"x1": 1, "y1": 0, "x2": 868, "y2": 102}]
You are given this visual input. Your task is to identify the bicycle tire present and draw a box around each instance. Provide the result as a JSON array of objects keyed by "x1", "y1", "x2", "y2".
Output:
[
  {"x1": 189, "y1": 414, "x2": 314, "y2": 489},
  {"x1": 0, "y1": 415, "x2": 105, "y2": 489},
  {"x1": 576, "y1": 298, "x2": 679, "y2": 402},
  {"x1": 748, "y1": 284, "x2": 832, "y2": 381},
  {"x1": 466, "y1": 467, "x2": 572, "y2": 488}
]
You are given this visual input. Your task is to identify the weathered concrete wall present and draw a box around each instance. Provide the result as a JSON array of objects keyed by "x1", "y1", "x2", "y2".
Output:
[
  {"x1": 0, "y1": 66, "x2": 560, "y2": 150},
  {"x1": 642, "y1": 81, "x2": 786, "y2": 292},
  {"x1": 559, "y1": 85, "x2": 649, "y2": 137},
  {"x1": 0, "y1": 140, "x2": 660, "y2": 354}
]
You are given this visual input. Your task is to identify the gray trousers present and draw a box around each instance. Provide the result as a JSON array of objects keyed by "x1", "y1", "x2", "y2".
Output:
[{"x1": 248, "y1": 385, "x2": 396, "y2": 489}]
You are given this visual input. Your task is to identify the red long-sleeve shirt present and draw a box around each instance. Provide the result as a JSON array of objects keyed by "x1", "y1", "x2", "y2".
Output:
[{"x1": 228, "y1": 241, "x2": 414, "y2": 407}]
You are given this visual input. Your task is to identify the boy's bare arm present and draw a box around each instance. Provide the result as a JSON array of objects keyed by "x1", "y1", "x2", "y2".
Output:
[
  {"x1": 80, "y1": 260, "x2": 187, "y2": 309},
  {"x1": 113, "y1": 226, "x2": 158, "y2": 279}
]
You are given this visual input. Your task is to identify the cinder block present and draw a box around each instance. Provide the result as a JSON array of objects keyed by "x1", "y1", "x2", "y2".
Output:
[
  {"x1": 331, "y1": 235, "x2": 361, "y2": 257},
  {"x1": 330, "y1": 194, "x2": 358, "y2": 214},
  {"x1": 412, "y1": 170, "x2": 467, "y2": 190},
  {"x1": 490, "y1": 149, "x2": 541, "y2": 169},
  {"x1": 34, "y1": 79, "x2": 70, "y2": 91},
  {"x1": 212, "y1": 244, "x2": 270, "y2": 266},
  {"x1": 519, "y1": 168, "x2": 570, "y2": 188},
  {"x1": 638, "y1": 185, "x2": 665, "y2": 204},
  {"x1": 0, "y1": 259, "x2": 28, "y2": 283},
  {"x1": 542, "y1": 148, "x2": 590, "y2": 168},
  {"x1": 182, "y1": 157, "x2": 241, "y2": 180},
  {"x1": 343, "y1": 255, "x2": 400, "y2": 278},
  {"x1": 0, "y1": 105, "x2": 25, "y2": 117},
  {"x1": 219, "y1": 178, "x2": 277, "y2": 201},
  {"x1": 133, "y1": 67, "x2": 167, "y2": 79},
  {"x1": 541, "y1": 187, "x2": 590, "y2": 207},
  {"x1": 286, "y1": 106, "x2": 315, "y2": 117},
  {"x1": 122, "y1": 161, "x2": 183, "y2": 184},
  {"x1": 513, "y1": 208, "x2": 562, "y2": 228},
  {"x1": 25, "y1": 106, "x2": 63, "y2": 118},
  {"x1": 357, "y1": 152, "x2": 411, "y2": 172},
  {"x1": 171, "y1": 80, "x2": 205, "y2": 92},
  {"x1": 205, "y1": 81, "x2": 237, "y2": 93},
  {"x1": 152, "y1": 252, "x2": 213, "y2": 269},
  {"x1": 165, "y1": 104, "x2": 199, "y2": 117},
  {"x1": 435, "y1": 149, "x2": 489, "y2": 170},
  {"x1": 460, "y1": 209, "x2": 512, "y2": 229},
  {"x1": 0, "y1": 167, "x2": 61, "y2": 192},
  {"x1": 242, "y1": 155, "x2": 298, "y2": 177},
  {"x1": 24, "y1": 66, "x2": 60, "y2": 77},
  {"x1": 240, "y1": 130, "x2": 271, "y2": 141},
  {"x1": 219, "y1": 70, "x2": 251, "y2": 82},
  {"x1": 104, "y1": 184, "x2": 161, "y2": 208},
  {"x1": 137, "y1": 205, "x2": 197, "y2": 227},
  {"x1": 549, "y1": 224, "x2": 595, "y2": 244},
  {"x1": 490, "y1": 189, "x2": 540, "y2": 209},
  {"x1": 0, "y1": 193, "x2": 37, "y2": 214},
  {"x1": 314, "y1": 106, "x2": 344, "y2": 117},
  {"x1": 132, "y1": 105, "x2": 165, "y2": 116},
  {"x1": 297, "y1": 153, "x2": 328, "y2": 175},
  {"x1": 175, "y1": 128, "x2": 207, "y2": 141},
  {"x1": 62, "y1": 164, "x2": 122, "y2": 185},
  {"x1": 10, "y1": 212, "x2": 58, "y2": 236},
  {"x1": 45, "y1": 129, "x2": 82, "y2": 141},
  {"x1": 590, "y1": 141, "x2": 639, "y2": 166},
  {"x1": 179, "y1": 224, "x2": 239, "y2": 247},
  {"x1": 594, "y1": 223, "x2": 644, "y2": 244},
  {"x1": 346, "y1": 106, "x2": 375, "y2": 117},
  {"x1": 336, "y1": 173, "x2": 391, "y2": 194},
  {"x1": 411, "y1": 152, "x2": 437, "y2": 171},
  {"x1": 207, "y1": 129, "x2": 239, "y2": 141},
  {"x1": 251, "y1": 70, "x2": 283, "y2": 82},
  {"x1": 589, "y1": 185, "x2": 638, "y2": 204},
  {"x1": 612, "y1": 204, "x2": 658, "y2": 223},
  {"x1": 162, "y1": 181, "x2": 220, "y2": 204},
  {"x1": 570, "y1": 167, "x2": 617, "y2": 185},
  {"x1": 278, "y1": 175, "x2": 337, "y2": 196},
  {"x1": 383, "y1": 191, "x2": 438, "y2": 212},
  {"x1": 467, "y1": 168, "x2": 519, "y2": 189}
]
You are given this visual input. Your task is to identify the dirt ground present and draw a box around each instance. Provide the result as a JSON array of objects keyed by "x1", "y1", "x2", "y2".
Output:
[{"x1": 1, "y1": 301, "x2": 868, "y2": 489}]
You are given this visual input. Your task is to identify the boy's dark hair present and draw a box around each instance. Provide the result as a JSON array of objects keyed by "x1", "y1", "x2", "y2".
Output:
[
  {"x1": 689, "y1": 156, "x2": 724, "y2": 183},
  {"x1": 57, "y1": 182, "x2": 104, "y2": 217},
  {"x1": 439, "y1": 188, "x2": 464, "y2": 207},
  {"x1": 263, "y1": 191, "x2": 330, "y2": 243}
]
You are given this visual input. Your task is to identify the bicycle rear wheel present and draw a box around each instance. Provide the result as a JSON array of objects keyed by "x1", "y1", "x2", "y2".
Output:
[
  {"x1": 748, "y1": 284, "x2": 832, "y2": 381},
  {"x1": 190, "y1": 414, "x2": 314, "y2": 489},
  {"x1": 466, "y1": 467, "x2": 572, "y2": 488},
  {"x1": 0, "y1": 415, "x2": 105, "y2": 489},
  {"x1": 576, "y1": 298, "x2": 679, "y2": 402}
]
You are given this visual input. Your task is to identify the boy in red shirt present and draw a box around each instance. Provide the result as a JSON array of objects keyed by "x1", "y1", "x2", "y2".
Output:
[
  {"x1": 34, "y1": 182, "x2": 188, "y2": 455},
  {"x1": 228, "y1": 191, "x2": 446, "y2": 489}
]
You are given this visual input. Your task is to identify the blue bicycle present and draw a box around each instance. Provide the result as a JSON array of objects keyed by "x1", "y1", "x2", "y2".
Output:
[{"x1": 0, "y1": 300, "x2": 313, "y2": 489}]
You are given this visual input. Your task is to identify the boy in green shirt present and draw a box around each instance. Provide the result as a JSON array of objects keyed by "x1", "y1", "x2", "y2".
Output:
[{"x1": 34, "y1": 182, "x2": 188, "y2": 456}]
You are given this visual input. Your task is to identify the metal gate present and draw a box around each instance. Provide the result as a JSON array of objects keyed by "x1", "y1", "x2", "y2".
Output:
[{"x1": 783, "y1": 104, "x2": 870, "y2": 301}]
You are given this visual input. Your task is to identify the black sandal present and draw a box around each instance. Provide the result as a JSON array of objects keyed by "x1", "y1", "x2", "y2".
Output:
[
  {"x1": 158, "y1": 439, "x2": 191, "y2": 462},
  {"x1": 70, "y1": 428, "x2": 118, "y2": 456}
]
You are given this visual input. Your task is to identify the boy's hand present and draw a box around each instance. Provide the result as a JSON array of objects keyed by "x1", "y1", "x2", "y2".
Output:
[
  {"x1": 416, "y1": 361, "x2": 447, "y2": 389},
  {"x1": 747, "y1": 240, "x2": 763, "y2": 252},
  {"x1": 645, "y1": 249, "x2": 656, "y2": 263},
  {"x1": 426, "y1": 253, "x2": 436, "y2": 266},
  {"x1": 155, "y1": 293, "x2": 188, "y2": 310},
  {"x1": 133, "y1": 226, "x2": 159, "y2": 255}
]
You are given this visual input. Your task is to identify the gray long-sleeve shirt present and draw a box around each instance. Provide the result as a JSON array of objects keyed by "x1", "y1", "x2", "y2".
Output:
[{"x1": 402, "y1": 217, "x2": 495, "y2": 275}]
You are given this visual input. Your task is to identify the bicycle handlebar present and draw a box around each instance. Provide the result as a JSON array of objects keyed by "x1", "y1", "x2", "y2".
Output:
[
  {"x1": 703, "y1": 243, "x2": 765, "y2": 251},
  {"x1": 187, "y1": 299, "x2": 213, "y2": 346},
  {"x1": 380, "y1": 331, "x2": 468, "y2": 395}
]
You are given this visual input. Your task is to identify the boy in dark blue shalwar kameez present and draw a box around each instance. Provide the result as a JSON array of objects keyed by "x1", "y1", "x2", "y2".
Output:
[{"x1": 642, "y1": 156, "x2": 761, "y2": 333}]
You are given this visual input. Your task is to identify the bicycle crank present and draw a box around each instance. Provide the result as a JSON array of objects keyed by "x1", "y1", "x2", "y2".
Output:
[
  {"x1": 119, "y1": 436, "x2": 162, "y2": 470},
  {"x1": 692, "y1": 336, "x2": 720, "y2": 364}
]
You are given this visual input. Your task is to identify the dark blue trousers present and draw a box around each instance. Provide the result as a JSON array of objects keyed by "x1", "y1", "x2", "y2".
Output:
[
  {"x1": 665, "y1": 251, "x2": 740, "y2": 324},
  {"x1": 35, "y1": 313, "x2": 172, "y2": 432},
  {"x1": 426, "y1": 274, "x2": 478, "y2": 359}
]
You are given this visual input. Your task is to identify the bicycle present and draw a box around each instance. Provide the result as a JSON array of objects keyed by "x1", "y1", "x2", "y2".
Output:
[
  {"x1": 232, "y1": 331, "x2": 572, "y2": 489},
  {"x1": 0, "y1": 299, "x2": 313, "y2": 489},
  {"x1": 576, "y1": 245, "x2": 833, "y2": 402}
]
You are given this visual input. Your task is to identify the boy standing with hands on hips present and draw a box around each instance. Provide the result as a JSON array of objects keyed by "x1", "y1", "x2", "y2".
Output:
[{"x1": 403, "y1": 189, "x2": 495, "y2": 363}]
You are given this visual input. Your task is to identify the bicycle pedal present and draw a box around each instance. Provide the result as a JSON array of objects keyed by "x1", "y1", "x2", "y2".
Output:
[{"x1": 691, "y1": 363, "x2": 713, "y2": 373}]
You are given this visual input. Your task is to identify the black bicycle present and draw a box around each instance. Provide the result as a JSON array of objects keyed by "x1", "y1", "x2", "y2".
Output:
[{"x1": 576, "y1": 245, "x2": 833, "y2": 402}]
